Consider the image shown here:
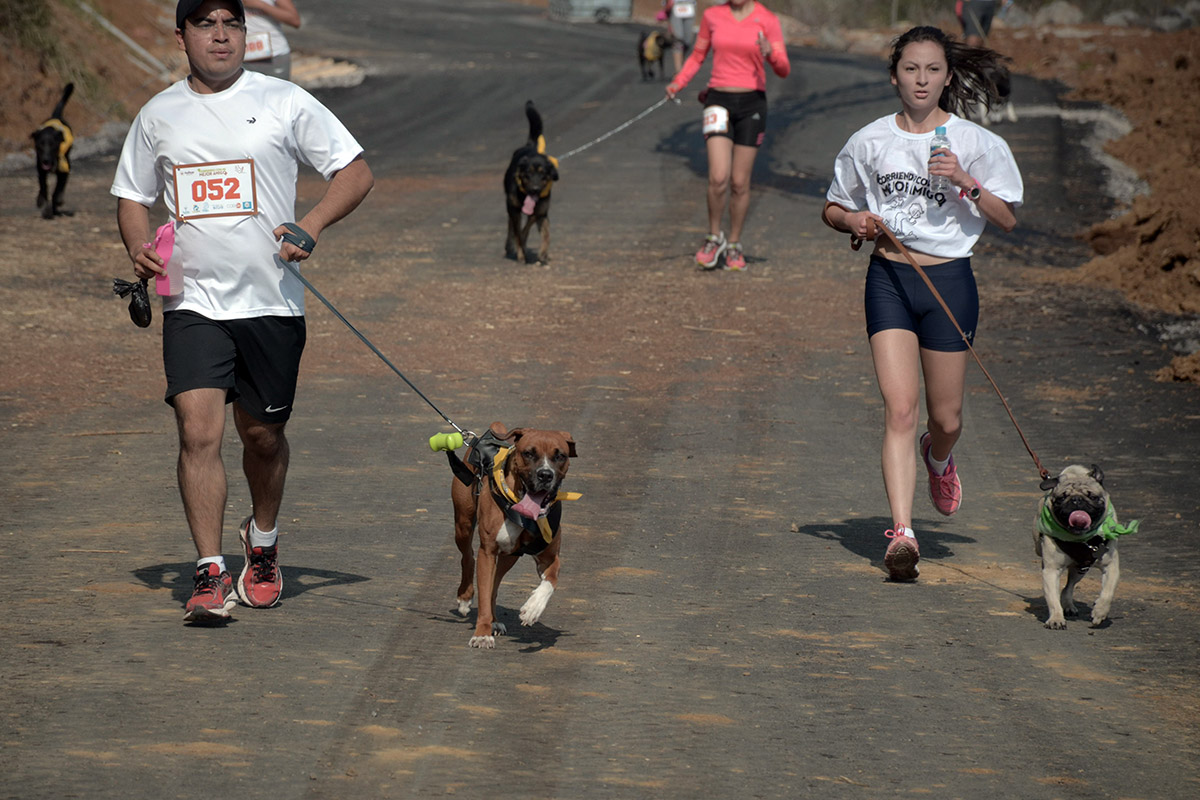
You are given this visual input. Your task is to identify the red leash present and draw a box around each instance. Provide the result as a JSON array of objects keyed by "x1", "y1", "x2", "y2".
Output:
[{"x1": 854, "y1": 217, "x2": 1051, "y2": 481}]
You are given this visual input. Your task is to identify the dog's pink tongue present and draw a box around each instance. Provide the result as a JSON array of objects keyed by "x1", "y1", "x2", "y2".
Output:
[
  {"x1": 512, "y1": 491, "x2": 548, "y2": 519},
  {"x1": 1069, "y1": 510, "x2": 1093, "y2": 530},
  {"x1": 522, "y1": 195, "x2": 536, "y2": 215}
]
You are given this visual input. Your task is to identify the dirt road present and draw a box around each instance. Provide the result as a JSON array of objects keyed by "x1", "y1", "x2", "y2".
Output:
[{"x1": 1, "y1": 2, "x2": 1197, "y2": 798}]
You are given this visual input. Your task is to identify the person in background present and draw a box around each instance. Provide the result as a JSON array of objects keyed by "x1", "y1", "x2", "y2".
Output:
[
  {"x1": 242, "y1": 0, "x2": 300, "y2": 80},
  {"x1": 666, "y1": 0, "x2": 790, "y2": 271},
  {"x1": 955, "y1": 0, "x2": 1017, "y2": 122},
  {"x1": 661, "y1": 0, "x2": 699, "y2": 74},
  {"x1": 822, "y1": 26, "x2": 1021, "y2": 581},
  {"x1": 111, "y1": 0, "x2": 373, "y2": 623}
]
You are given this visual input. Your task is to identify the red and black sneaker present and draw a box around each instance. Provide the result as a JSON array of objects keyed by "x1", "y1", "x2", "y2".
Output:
[
  {"x1": 237, "y1": 516, "x2": 283, "y2": 608},
  {"x1": 184, "y1": 563, "x2": 236, "y2": 622}
]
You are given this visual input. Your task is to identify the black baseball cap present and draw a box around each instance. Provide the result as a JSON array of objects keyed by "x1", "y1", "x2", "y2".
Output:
[{"x1": 176, "y1": 0, "x2": 245, "y2": 30}]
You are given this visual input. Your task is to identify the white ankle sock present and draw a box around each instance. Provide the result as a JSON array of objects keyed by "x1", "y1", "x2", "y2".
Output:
[
  {"x1": 249, "y1": 519, "x2": 278, "y2": 549},
  {"x1": 198, "y1": 555, "x2": 227, "y2": 574},
  {"x1": 894, "y1": 525, "x2": 917, "y2": 541},
  {"x1": 927, "y1": 451, "x2": 951, "y2": 476}
]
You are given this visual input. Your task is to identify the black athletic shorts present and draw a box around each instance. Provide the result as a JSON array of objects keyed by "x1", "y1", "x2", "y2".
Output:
[
  {"x1": 700, "y1": 89, "x2": 768, "y2": 147},
  {"x1": 162, "y1": 310, "x2": 306, "y2": 423},
  {"x1": 864, "y1": 255, "x2": 978, "y2": 352}
]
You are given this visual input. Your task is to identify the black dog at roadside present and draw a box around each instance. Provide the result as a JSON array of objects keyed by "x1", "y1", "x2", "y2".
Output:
[
  {"x1": 32, "y1": 83, "x2": 75, "y2": 220},
  {"x1": 504, "y1": 100, "x2": 558, "y2": 265},
  {"x1": 638, "y1": 30, "x2": 674, "y2": 81}
]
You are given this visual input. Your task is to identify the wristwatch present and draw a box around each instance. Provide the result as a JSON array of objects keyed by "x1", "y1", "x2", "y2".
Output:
[{"x1": 961, "y1": 178, "x2": 982, "y2": 202}]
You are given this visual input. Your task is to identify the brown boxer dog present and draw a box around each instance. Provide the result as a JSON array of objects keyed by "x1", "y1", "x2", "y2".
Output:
[{"x1": 452, "y1": 422, "x2": 577, "y2": 649}]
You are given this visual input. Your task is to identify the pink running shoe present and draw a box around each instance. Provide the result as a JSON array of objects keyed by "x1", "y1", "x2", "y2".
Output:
[
  {"x1": 724, "y1": 242, "x2": 746, "y2": 271},
  {"x1": 921, "y1": 431, "x2": 961, "y2": 516},
  {"x1": 883, "y1": 529, "x2": 920, "y2": 581},
  {"x1": 184, "y1": 563, "x2": 236, "y2": 622},
  {"x1": 237, "y1": 516, "x2": 283, "y2": 608},
  {"x1": 695, "y1": 232, "x2": 727, "y2": 269}
]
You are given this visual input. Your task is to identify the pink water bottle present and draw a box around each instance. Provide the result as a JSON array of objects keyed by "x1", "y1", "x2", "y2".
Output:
[{"x1": 151, "y1": 222, "x2": 180, "y2": 296}]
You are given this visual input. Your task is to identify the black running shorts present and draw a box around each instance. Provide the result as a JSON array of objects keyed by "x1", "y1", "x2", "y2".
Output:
[
  {"x1": 864, "y1": 255, "x2": 978, "y2": 352},
  {"x1": 162, "y1": 310, "x2": 306, "y2": 423},
  {"x1": 701, "y1": 89, "x2": 768, "y2": 148}
]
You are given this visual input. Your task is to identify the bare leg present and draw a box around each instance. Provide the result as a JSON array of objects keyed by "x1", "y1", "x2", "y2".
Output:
[
  {"x1": 870, "y1": 329, "x2": 922, "y2": 529},
  {"x1": 233, "y1": 402, "x2": 289, "y2": 532},
  {"x1": 727, "y1": 144, "x2": 759, "y2": 243},
  {"x1": 919, "y1": 347, "x2": 969, "y2": 463},
  {"x1": 704, "y1": 136, "x2": 733, "y2": 236},
  {"x1": 174, "y1": 388, "x2": 229, "y2": 558}
]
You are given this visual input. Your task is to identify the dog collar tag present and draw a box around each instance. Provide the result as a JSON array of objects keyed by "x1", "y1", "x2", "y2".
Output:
[{"x1": 173, "y1": 159, "x2": 259, "y2": 221}]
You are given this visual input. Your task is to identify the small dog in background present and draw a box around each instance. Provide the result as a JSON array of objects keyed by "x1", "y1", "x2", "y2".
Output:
[
  {"x1": 638, "y1": 30, "x2": 674, "y2": 81},
  {"x1": 504, "y1": 100, "x2": 559, "y2": 265},
  {"x1": 1034, "y1": 464, "x2": 1140, "y2": 629},
  {"x1": 32, "y1": 83, "x2": 75, "y2": 220}
]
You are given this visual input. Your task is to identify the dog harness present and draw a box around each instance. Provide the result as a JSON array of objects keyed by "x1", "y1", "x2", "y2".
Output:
[
  {"x1": 445, "y1": 430, "x2": 580, "y2": 556},
  {"x1": 1037, "y1": 500, "x2": 1139, "y2": 573},
  {"x1": 36, "y1": 119, "x2": 74, "y2": 173}
]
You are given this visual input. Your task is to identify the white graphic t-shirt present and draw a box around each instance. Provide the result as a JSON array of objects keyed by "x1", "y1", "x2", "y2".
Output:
[
  {"x1": 827, "y1": 113, "x2": 1023, "y2": 258},
  {"x1": 111, "y1": 70, "x2": 363, "y2": 319}
]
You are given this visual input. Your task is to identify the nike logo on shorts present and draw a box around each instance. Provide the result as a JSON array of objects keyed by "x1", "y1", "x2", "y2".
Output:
[{"x1": 264, "y1": 405, "x2": 289, "y2": 413}]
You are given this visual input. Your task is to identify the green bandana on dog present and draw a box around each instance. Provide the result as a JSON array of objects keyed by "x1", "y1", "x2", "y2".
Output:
[{"x1": 1037, "y1": 500, "x2": 1140, "y2": 543}]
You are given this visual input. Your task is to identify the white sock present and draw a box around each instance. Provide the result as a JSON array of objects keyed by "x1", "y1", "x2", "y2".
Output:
[
  {"x1": 197, "y1": 555, "x2": 227, "y2": 574},
  {"x1": 927, "y1": 451, "x2": 951, "y2": 476},
  {"x1": 249, "y1": 519, "x2": 278, "y2": 549},
  {"x1": 894, "y1": 525, "x2": 917, "y2": 541}
]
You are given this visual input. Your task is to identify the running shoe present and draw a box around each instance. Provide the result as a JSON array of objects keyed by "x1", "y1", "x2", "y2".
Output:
[
  {"x1": 184, "y1": 563, "x2": 236, "y2": 622},
  {"x1": 237, "y1": 516, "x2": 283, "y2": 608},
  {"x1": 921, "y1": 431, "x2": 962, "y2": 516},
  {"x1": 724, "y1": 242, "x2": 746, "y2": 271},
  {"x1": 883, "y1": 529, "x2": 920, "y2": 581},
  {"x1": 695, "y1": 232, "x2": 727, "y2": 269}
]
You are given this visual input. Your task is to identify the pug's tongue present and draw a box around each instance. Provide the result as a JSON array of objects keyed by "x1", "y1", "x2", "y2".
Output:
[
  {"x1": 512, "y1": 490, "x2": 549, "y2": 519},
  {"x1": 1068, "y1": 510, "x2": 1093, "y2": 530},
  {"x1": 522, "y1": 195, "x2": 536, "y2": 215}
]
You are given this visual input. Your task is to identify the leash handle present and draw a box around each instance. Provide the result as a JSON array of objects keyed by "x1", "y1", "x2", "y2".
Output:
[
  {"x1": 279, "y1": 260, "x2": 465, "y2": 436},
  {"x1": 873, "y1": 221, "x2": 1051, "y2": 481}
]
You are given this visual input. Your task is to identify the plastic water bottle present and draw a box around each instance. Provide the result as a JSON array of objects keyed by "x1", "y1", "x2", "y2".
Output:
[{"x1": 929, "y1": 126, "x2": 951, "y2": 196}]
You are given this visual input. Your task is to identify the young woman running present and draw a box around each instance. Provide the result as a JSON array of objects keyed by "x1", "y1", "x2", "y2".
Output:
[
  {"x1": 666, "y1": 0, "x2": 790, "y2": 271},
  {"x1": 822, "y1": 26, "x2": 1022, "y2": 580}
]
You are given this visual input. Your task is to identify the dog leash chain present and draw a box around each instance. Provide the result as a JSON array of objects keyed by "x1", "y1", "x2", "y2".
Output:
[
  {"x1": 875, "y1": 222, "x2": 1051, "y2": 481},
  {"x1": 280, "y1": 260, "x2": 466, "y2": 436},
  {"x1": 557, "y1": 97, "x2": 675, "y2": 162}
]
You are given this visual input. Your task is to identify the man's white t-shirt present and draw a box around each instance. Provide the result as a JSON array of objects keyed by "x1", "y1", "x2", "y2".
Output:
[
  {"x1": 111, "y1": 69, "x2": 362, "y2": 319},
  {"x1": 826, "y1": 113, "x2": 1023, "y2": 258}
]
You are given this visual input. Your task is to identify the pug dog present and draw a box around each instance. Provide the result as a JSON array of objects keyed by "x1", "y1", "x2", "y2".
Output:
[{"x1": 1034, "y1": 464, "x2": 1139, "y2": 629}]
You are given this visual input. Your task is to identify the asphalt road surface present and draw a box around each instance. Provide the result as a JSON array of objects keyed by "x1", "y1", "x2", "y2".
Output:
[{"x1": 2, "y1": 1, "x2": 1198, "y2": 798}]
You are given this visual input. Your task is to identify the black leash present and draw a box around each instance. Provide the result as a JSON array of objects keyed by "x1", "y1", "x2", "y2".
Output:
[{"x1": 278, "y1": 225, "x2": 465, "y2": 437}]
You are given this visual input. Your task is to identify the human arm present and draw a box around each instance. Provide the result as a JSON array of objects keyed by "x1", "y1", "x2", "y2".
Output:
[
  {"x1": 274, "y1": 155, "x2": 374, "y2": 262},
  {"x1": 666, "y1": 11, "x2": 712, "y2": 97},
  {"x1": 758, "y1": 17, "x2": 789, "y2": 78},
  {"x1": 117, "y1": 198, "x2": 166, "y2": 280},
  {"x1": 929, "y1": 147, "x2": 1018, "y2": 232},
  {"x1": 822, "y1": 202, "x2": 881, "y2": 241},
  {"x1": 244, "y1": 0, "x2": 301, "y2": 28}
]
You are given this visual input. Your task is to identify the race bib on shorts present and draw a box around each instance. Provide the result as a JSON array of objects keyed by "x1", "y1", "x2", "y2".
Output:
[
  {"x1": 244, "y1": 31, "x2": 274, "y2": 61},
  {"x1": 173, "y1": 159, "x2": 258, "y2": 221},
  {"x1": 702, "y1": 105, "x2": 730, "y2": 136},
  {"x1": 674, "y1": 1, "x2": 696, "y2": 18}
]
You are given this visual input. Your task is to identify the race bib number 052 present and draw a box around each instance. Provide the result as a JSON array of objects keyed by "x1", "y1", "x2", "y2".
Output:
[{"x1": 173, "y1": 159, "x2": 258, "y2": 221}]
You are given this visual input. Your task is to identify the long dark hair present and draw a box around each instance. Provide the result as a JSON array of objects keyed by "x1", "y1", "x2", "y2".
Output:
[{"x1": 888, "y1": 26, "x2": 1012, "y2": 115}]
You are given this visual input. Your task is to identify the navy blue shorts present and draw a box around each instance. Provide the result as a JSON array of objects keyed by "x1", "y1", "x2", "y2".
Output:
[
  {"x1": 864, "y1": 255, "x2": 978, "y2": 352},
  {"x1": 162, "y1": 310, "x2": 306, "y2": 423}
]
